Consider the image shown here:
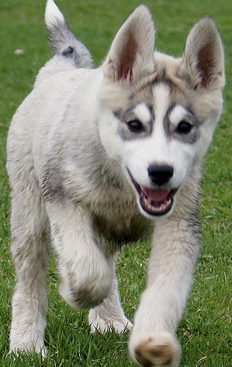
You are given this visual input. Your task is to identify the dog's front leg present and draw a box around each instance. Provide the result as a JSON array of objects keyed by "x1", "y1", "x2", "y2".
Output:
[
  {"x1": 46, "y1": 201, "x2": 113, "y2": 309},
  {"x1": 129, "y1": 216, "x2": 199, "y2": 367}
]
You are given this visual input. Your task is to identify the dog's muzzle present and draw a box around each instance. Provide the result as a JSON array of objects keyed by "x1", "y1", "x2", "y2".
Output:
[{"x1": 127, "y1": 169, "x2": 178, "y2": 217}]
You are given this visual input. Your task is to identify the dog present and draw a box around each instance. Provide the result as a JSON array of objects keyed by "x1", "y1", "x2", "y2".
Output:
[{"x1": 7, "y1": 0, "x2": 225, "y2": 366}]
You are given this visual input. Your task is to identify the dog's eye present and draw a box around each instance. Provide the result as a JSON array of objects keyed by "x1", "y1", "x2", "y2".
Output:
[
  {"x1": 176, "y1": 120, "x2": 193, "y2": 134},
  {"x1": 127, "y1": 120, "x2": 144, "y2": 133}
]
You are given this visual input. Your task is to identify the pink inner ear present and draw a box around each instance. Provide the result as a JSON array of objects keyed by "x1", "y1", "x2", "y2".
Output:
[
  {"x1": 197, "y1": 42, "x2": 215, "y2": 87},
  {"x1": 117, "y1": 31, "x2": 138, "y2": 81}
]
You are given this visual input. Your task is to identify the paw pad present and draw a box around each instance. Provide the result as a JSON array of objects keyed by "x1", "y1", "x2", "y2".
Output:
[{"x1": 134, "y1": 334, "x2": 180, "y2": 367}]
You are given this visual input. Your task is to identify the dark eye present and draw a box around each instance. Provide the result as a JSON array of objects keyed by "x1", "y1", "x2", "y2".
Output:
[
  {"x1": 127, "y1": 120, "x2": 144, "y2": 133},
  {"x1": 176, "y1": 121, "x2": 193, "y2": 134}
]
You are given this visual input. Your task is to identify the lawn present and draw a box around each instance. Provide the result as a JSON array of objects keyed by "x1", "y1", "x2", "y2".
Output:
[{"x1": 0, "y1": 0, "x2": 231, "y2": 366}]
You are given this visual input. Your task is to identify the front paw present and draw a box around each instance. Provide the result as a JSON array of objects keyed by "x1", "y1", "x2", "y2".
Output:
[
  {"x1": 129, "y1": 332, "x2": 180, "y2": 367},
  {"x1": 58, "y1": 255, "x2": 113, "y2": 309},
  {"x1": 58, "y1": 275, "x2": 111, "y2": 309},
  {"x1": 9, "y1": 343, "x2": 47, "y2": 358}
]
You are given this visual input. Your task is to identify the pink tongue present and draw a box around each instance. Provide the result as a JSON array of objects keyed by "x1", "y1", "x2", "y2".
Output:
[{"x1": 142, "y1": 188, "x2": 169, "y2": 202}]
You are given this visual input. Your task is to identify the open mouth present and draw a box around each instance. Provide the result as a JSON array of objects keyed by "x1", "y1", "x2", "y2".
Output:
[{"x1": 128, "y1": 171, "x2": 177, "y2": 216}]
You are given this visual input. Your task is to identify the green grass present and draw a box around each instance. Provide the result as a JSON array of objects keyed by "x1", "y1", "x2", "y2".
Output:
[{"x1": 0, "y1": 0, "x2": 231, "y2": 366}]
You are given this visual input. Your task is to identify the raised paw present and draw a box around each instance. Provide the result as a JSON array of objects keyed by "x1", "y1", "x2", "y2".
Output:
[
  {"x1": 58, "y1": 250, "x2": 113, "y2": 309},
  {"x1": 131, "y1": 333, "x2": 180, "y2": 367}
]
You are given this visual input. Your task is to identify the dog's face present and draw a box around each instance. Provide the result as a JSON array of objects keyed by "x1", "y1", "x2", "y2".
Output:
[{"x1": 98, "y1": 6, "x2": 224, "y2": 218}]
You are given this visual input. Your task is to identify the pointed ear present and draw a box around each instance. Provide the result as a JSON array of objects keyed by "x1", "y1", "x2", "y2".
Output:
[
  {"x1": 103, "y1": 5, "x2": 155, "y2": 83},
  {"x1": 179, "y1": 17, "x2": 225, "y2": 91}
]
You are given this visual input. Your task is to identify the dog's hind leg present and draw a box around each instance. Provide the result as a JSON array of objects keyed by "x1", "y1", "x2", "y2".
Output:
[
  {"x1": 8, "y1": 167, "x2": 49, "y2": 355},
  {"x1": 45, "y1": 201, "x2": 113, "y2": 309},
  {"x1": 88, "y1": 259, "x2": 133, "y2": 334}
]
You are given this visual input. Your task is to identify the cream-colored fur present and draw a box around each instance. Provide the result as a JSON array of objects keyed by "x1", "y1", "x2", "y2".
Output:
[{"x1": 7, "y1": 1, "x2": 224, "y2": 366}]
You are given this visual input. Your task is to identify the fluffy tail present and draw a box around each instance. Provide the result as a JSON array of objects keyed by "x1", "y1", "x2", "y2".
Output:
[{"x1": 45, "y1": 0, "x2": 92, "y2": 68}]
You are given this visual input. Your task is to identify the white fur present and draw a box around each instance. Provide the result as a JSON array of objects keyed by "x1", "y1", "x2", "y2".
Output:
[
  {"x1": 45, "y1": 0, "x2": 64, "y2": 28},
  {"x1": 169, "y1": 105, "x2": 190, "y2": 128},
  {"x1": 7, "y1": 2, "x2": 224, "y2": 367},
  {"x1": 134, "y1": 103, "x2": 152, "y2": 124},
  {"x1": 118, "y1": 85, "x2": 195, "y2": 198}
]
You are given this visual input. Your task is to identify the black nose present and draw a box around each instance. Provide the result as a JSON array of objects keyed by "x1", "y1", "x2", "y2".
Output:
[{"x1": 148, "y1": 164, "x2": 174, "y2": 186}]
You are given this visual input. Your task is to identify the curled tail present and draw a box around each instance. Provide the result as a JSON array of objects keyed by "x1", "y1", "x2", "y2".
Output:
[{"x1": 45, "y1": 0, "x2": 92, "y2": 68}]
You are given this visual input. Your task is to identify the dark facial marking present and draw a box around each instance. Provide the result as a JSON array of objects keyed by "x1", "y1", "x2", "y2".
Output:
[
  {"x1": 114, "y1": 104, "x2": 155, "y2": 141},
  {"x1": 163, "y1": 104, "x2": 200, "y2": 144}
]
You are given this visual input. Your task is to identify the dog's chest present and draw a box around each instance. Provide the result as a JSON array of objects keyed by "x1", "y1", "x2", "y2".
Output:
[
  {"x1": 59, "y1": 153, "x2": 153, "y2": 247},
  {"x1": 89, "y1": 187, "x2": 152, "y2": 249}
]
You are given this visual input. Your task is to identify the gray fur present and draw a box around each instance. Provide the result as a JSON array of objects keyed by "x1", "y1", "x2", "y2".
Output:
[
  {"x1": 46, "y1": 3, "x2": 92, "y2": 68},
  {"x1": 7, "y1": 2, "x2": 224, "y2": 367}
]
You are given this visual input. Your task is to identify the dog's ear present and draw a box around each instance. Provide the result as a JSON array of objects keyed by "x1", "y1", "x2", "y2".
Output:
[
  {"x1": 179, "y1": 17, "x2": 225, "y2": 91},
  {"x1": 103, "y1": 5, "x2": 155, "y2": 83}
]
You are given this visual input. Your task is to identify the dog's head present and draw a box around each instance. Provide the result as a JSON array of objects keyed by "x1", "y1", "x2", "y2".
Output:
[{"x1": 98, "y1": 6, "x2": 225, "y2": 218}]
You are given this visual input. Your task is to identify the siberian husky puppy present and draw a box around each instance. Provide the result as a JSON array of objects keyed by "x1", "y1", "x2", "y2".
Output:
[{"x1": 7, "y1": 0, "x2": 224, "y2": 366}]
